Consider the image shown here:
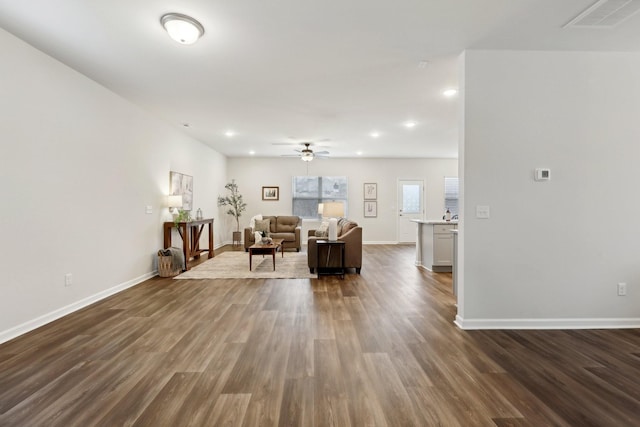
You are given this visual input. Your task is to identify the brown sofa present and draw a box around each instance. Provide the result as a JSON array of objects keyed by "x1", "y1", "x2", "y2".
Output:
[
  {"x1": 307, "y1": 218, "x2": 362, "y2": 274},
  {"x1": 244, "y1": 215, "x2": 302, "y2": 252}
]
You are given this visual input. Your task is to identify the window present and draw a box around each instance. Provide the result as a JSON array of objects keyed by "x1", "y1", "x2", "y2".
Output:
[
  {"x1": 292, "y1": 176, "x2": 348, "y2": 219},
  {"x1": 444, "y1": 177, "x2": 459, "y2": 217}
]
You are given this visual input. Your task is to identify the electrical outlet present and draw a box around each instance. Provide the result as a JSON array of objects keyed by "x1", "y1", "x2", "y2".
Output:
[
  {"x1": 617, "y1": 282, "x2": 627, "y2": 296},
  {"x1": 65, "y1": 273, "x2": 73, "y2": 287}
]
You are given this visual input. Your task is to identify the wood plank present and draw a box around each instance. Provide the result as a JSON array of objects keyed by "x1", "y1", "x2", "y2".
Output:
[{"x1": 313, "y1": 339, "x2": 352, "y2": 427}]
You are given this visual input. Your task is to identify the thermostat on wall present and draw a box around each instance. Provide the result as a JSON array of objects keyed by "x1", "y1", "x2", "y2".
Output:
[{"x1": 535, "y1": 168, "x2": 551, "y2": 181}]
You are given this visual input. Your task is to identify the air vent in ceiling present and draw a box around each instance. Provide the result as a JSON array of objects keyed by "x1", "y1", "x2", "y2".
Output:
[{"x1": 564, "y1": 0, "x2": 640, "y2": 28}]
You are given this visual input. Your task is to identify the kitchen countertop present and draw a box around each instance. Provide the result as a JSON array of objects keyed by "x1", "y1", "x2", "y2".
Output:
[{"x1": 410, "y1": 219, "x2": 458, "y2": 225}]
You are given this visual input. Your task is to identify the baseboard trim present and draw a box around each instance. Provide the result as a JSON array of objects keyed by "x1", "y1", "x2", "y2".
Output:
[
  {"x1": 455, "y1": 315, "x2": 640, "y2": 330},
  {"x1": 0, "y1": 271, "x2": 156, "y2": 345},
  {"x1": 364, "y1": 241, "x2": 400, "y2": 245}
]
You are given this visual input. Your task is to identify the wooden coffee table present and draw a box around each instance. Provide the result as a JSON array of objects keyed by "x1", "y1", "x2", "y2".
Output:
[{"x1": 248, "y1": 238, "x2": 284, "y2": 271}]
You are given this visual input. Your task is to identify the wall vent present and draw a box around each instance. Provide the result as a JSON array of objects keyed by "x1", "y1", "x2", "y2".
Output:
[{"x1": 564, "y1": 0, "x2": 640, "y2": 28}]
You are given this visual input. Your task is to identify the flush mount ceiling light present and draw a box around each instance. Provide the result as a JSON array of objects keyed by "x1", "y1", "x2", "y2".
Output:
[
  {"x1": 161, "y1": 13, "x2": 204, "y2": 45},
  {"x1": 443, "y1": 88, "x2": 458, "y2": 97},
  {"x1": 404, "y1": 121, "x2": 417, "y2": 128}
]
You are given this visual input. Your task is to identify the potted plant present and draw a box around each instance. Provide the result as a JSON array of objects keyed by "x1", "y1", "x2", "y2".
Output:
[
  {"x1": 173, "y1": 209, "x2": 191, "y2": 229},
  {"x1": 217, "y1": 179, "x2": 247, "y2": 248}
]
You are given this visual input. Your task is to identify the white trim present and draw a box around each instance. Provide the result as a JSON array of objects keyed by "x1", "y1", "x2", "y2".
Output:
[
  {"x1": 454, "y1": 315, "x2": 640, "y2": 330},
  {"x1": 0, "y1": 271, "x2": 156, "y2": 345}
]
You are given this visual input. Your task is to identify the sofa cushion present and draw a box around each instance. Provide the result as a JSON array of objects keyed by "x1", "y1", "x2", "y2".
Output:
[
  {"x1": 271, "y1": 232, "x2": 295, "y2": 242},
  {"x1": 255, "y1": 219, "x2": 271, "y2": 236},
  {"x1": 315, "y1": 221, "x2": 329, "y2": 237},
  {"x1": 276, "y1": 216, "x2": 300, "y2": 233}
]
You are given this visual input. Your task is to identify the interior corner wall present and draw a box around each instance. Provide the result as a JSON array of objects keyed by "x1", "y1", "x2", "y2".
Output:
[
  {"x1": 0, "y1": 28, "x2": 227, "y2": 342},
  {"x1": 459, "y1": 49, "x2": 640, "y2": 328},
  {"x1": 226, "y1": 157, "x2": 457, "y2": 243}
]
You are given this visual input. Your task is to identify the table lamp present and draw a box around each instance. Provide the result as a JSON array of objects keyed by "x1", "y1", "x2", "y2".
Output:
[
  {"x1": 322, "y1": 201, "x2": 344, "y2": 241},
  {"x1": 168, "y1": 195, "x2": 183, "y2": 218}
]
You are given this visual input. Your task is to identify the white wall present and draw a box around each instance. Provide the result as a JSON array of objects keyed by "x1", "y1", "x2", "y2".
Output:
[
  {"x1": 226, "y1": 157, "x2": 457, "y2": 243},
  {"x1": 458, "y1": 50, "x2": 640, "y2": 329},
  {"x1": 0, "y1": 28, "x2": 227, "y2": 342}
]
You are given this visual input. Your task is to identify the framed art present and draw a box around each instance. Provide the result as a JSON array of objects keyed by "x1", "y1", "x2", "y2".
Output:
[
  {"x1": 364, "y1": 201, "x2": 377, "y2": 217},
  {"x1": 262, "y1": 186, "x2": 279, "y2": 201},
  {"x1": 364, "y1": 183, "x2": 377, "y2": 200},
  {"x1": 170, "y1": 171, "x2": 193, "y2": 211}
]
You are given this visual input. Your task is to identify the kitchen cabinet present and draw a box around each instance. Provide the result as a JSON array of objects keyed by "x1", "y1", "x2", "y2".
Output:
[{"x1": 412, "y1": 220, "x2": 457, "y2": 272}]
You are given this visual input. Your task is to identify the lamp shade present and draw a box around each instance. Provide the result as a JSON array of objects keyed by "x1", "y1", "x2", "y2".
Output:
[
  {"x1": 168, "y1": 194, "x2": 183, "y2": 208},
  {"x1": 161, "y1": 13, "x2": 204, "y2": 45},
  {"x1": 323, "y1": 201, "x2": 344, "y2": 218}
]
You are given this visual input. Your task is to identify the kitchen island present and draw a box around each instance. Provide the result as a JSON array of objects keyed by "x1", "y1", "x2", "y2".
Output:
[{"x1": 411, "y1": 220, "x2": 458, "y2": 272}]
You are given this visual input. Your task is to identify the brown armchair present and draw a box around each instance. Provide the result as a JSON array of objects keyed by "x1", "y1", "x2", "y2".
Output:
[{"x1": 307, "y1": 219, "x2": 362, "y2": 274}]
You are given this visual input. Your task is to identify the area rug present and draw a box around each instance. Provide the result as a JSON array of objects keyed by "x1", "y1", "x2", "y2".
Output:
[{"x1": 174, "y1": 251, "x2": 315, "y2": 279}]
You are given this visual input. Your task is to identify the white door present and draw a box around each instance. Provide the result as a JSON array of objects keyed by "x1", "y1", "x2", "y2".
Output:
[{"x1": 397, "y1": 180, "x2": 424, "y2": 243}]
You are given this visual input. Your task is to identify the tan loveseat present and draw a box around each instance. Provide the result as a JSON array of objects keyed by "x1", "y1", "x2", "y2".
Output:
[
  {"x1": 307, "y1": 218, "x2": 362, "y2": 274},
  {"x1": 244, "y1": 215, "x2": 302, "y2": 252}
]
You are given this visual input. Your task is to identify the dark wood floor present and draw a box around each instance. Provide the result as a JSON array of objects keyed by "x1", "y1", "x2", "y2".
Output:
[{"x1": 0, "y1": 245, "x2": 639, "y2": 426}]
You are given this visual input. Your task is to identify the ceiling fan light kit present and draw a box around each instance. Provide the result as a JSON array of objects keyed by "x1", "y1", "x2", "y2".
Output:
[
  {"x1": 280, "y1": 142, "x2": 329, "y2": 161},
  {"x1": 161, "y1": 13, "x2": 204, "y2": 45}
]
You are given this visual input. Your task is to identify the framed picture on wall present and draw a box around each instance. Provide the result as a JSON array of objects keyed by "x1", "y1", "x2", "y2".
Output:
[
  {"x1": 262, "y1": 186, "x2": 279, "y2": 201},
  {"x1": 364, "y1": 201, "x2": 377, "y2": 217},
  {"x1": 170, "y1": 171, "x2": 193, "y2": 211},
  {"x1": 364, "y1": 183, "x2": 377, "y2": 200}
]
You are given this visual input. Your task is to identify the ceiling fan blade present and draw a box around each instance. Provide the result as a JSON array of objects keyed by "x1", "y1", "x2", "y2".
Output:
[
  {"x1": 314, "y1": 150, "x2": 330, "y2": 155},
  {"x1": 281, "y1": 154, "x2": 301, "y2": 157}
]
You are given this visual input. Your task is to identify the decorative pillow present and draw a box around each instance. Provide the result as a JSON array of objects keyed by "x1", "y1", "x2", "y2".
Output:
[
  {"x1": 249, "y1": 214, "x2": 263, "y2": 231},
  {"x1": 255, "y1": 219, "x2": 270, "y2": 236},
  {"x1": 315, "y1": 221, "x2": 329, "y2": 237},
  {"x1": 341, "y1": 220, "x2": 357, "y2": 234},
  {"x1": 254, "y1": 231, "x2": 262, "y2": 242}
]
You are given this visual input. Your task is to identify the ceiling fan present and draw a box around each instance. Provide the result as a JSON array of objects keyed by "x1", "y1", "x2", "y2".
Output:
[{"x1": 281, "y1": 142, "x2": 330, "y2": 162}]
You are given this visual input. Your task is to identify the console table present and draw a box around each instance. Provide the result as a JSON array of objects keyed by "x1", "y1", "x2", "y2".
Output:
[{"x1": 163, "y1": 218, "x2": 214, "y2": 270}]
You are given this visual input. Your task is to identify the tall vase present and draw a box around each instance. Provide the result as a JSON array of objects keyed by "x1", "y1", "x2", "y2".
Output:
[{"x1": 328, "y1": 217, "x2": 338, "y2": 241}]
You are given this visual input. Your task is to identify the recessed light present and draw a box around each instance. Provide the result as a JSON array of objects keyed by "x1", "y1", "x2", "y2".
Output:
[
  {"x1": 249, "y1": 150, "x2": 255, "y2": 155},
  {"x1": 443, "y1": 88, "x2": 458, "y2": 97},
  {"x1": 370, "y1": 131, "x2": 380, "y2": 138},
  {"x1": 182, "y1": 123, "x2": 190, "y2": 128},
  {"x1": 404, "y1": 121, "x2": 417, "y2": 128},
  {"x1": 224, "y1": 130, "x2": 235, "y2": 137},
  {"x1": 356, "y1": 151, "x2": 363, "y2": 156}
]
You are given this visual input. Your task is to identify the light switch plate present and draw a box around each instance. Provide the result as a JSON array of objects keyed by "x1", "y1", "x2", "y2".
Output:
[
  {"x1": 476, "y1": 205, "x2": 490, "y2": 219},
  {"x1": 146, "y1": 205, "x2": 153, "y2": 214}
]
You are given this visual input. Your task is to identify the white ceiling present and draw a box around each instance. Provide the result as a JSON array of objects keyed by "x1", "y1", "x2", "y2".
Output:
[{"x1": 1, "y1": 0, "x2": 639, "y2": 159}]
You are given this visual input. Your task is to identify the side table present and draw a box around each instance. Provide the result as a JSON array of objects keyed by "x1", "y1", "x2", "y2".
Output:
[{"x1": 316, "y1": 240, "x2": 346, "y2": 279}]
